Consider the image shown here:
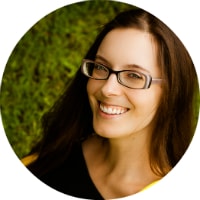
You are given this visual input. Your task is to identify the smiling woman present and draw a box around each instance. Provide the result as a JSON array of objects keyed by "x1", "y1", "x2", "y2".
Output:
[
  {"x1": 86, "y1": 28, "x2": 163, "y2": 144},
  {"x1": 22, "y1": 5, "x2": 199, "y2": 200}
]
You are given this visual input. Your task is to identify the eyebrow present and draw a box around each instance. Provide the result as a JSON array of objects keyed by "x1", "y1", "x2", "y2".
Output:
[
  {"x1": 95, "y1": 55, "x2": 150, "y2": 73},
  {"x1": 95, "y1": 55, "x2": 111, "y2": 65}
]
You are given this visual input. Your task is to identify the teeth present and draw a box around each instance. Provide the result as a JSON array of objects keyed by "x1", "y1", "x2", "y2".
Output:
[{"x1": 100, "y1": 103, "x2": 128, "y2": 115}]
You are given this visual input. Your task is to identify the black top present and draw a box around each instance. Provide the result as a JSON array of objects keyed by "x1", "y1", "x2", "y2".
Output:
[{"x1": 40, "y1": 144, "x2": 104, "y2": 200}]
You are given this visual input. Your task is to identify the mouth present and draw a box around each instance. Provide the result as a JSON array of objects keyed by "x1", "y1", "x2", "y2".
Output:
[{"x1": 99, "y1": 102, "x2": 129, "y2": 115}]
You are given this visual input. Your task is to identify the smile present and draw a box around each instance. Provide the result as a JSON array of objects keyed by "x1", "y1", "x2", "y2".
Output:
[{"x1": 99, "y1": 102, "x2": 129, "y2": 115}]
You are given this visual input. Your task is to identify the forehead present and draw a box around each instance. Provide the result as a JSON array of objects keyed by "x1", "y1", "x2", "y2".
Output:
[{"x1": 97, "y1": 28, "x2": 159, "y2": 75}]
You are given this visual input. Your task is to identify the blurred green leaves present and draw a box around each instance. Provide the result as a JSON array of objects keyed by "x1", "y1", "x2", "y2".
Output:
[{"x1": 0, "y1": 1, "x2": 134, "y2": 158}]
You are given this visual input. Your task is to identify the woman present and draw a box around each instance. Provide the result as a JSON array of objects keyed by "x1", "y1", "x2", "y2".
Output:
[{"x1": 24, "y1": 8, "x2": 199, "y2": 199}]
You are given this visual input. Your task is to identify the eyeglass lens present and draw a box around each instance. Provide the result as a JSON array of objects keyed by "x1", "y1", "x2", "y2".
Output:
[{"x1": 83, "y1": 61, "x2": 147, "y2": 89}]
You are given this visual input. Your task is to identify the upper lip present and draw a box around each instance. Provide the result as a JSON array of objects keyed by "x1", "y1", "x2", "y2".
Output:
[{"x1": 98, "y1": 101, "x2": 130, "y2": 110}]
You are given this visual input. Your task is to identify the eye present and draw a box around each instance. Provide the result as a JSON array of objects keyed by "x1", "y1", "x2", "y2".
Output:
[
  {"x1": 127, "y1": 71, "x2": 143, "y2": 79},
  {"x1": 91, "y1": 62, "x2": 108, "y2": 78},
  {"x1": 94, "y1": 63, "x2": 107, "y2": 71}
]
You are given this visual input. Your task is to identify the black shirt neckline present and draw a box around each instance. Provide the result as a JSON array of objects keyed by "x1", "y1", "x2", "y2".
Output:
[{"x1": 40, "y1": 143, "x2": 104, "y2": 200}]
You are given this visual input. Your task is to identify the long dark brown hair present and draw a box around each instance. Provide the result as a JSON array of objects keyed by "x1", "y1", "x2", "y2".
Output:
[{"x1": 27, "y1": 8, "x2": 199, "y2": 177}]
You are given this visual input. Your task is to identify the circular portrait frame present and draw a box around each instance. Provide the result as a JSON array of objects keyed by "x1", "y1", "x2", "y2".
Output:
[{"x1": 0, "y1": 0, "x2": 199, "y2": 199}]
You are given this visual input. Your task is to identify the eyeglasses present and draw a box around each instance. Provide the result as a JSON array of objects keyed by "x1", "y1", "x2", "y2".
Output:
[{"x1": 81, "y1": 59, "x2": 163, "y2": 89}]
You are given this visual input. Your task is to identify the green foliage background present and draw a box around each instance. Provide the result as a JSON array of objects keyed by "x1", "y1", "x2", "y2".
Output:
[{"x1": 0, "y1": 1, "x2": 135, "y2": 158}]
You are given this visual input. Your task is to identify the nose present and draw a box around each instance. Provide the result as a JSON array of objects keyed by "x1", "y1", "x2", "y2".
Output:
[{"x1": 100, "y1": 74, "x2": 123, "y2": 97}]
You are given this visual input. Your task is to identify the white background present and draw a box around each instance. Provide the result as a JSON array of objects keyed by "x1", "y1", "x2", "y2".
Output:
[{"x1": 0, "y1": 0, "x2": 199, "y2": 199}]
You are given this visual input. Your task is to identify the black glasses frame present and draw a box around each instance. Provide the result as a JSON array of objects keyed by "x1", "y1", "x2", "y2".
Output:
[{"x1": 81, "y1": 59, "x2": 163, "y2": 89}]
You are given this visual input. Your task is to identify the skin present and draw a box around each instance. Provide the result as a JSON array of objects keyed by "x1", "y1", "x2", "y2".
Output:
[{"x1": 83, "y1": 28, "x2": 163, "y2": 199}]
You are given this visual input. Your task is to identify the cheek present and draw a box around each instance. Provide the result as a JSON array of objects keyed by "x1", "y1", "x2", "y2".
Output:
[
  {"x1": 87, "y1": 79, "x2": 95, "y2": 97},
  {"x1": 87, "y1": 79, "x2": 104, "y2": 96},
  {"x1": 86, "y1": 79, "x2": 100, "y2": 108},
  {"x1": 86, "y1": 80, "x2": 93, "y2": 105},
  {"x1": 129, "y1": 87, "x2": 162, "y2": 113}
]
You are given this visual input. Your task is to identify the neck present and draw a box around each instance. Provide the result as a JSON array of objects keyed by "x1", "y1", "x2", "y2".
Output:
[
  {"x1": 82, "y1": 132, "x2": 161, "y2": 199},
  {"x1": 103, "y1": 132, "x2": 152, "y2": 176}
]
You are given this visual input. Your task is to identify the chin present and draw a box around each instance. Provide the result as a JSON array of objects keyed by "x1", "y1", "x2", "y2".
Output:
[{"x1": 93, "y1": 125, "x2": 132, "y2": 139}]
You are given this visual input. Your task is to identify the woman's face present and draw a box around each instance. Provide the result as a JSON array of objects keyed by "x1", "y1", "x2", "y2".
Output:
[{"x1": 87, "y1": 28, "x2": 162, "y2": 139}]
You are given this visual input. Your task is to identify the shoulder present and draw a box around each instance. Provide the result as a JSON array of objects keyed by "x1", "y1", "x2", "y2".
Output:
[
  {"x1": 21, "y1": 153, "x2": 38, "y2": 166},
  {"x1": 140, "y1": 180, "x2": 160, "y2": 191}
]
